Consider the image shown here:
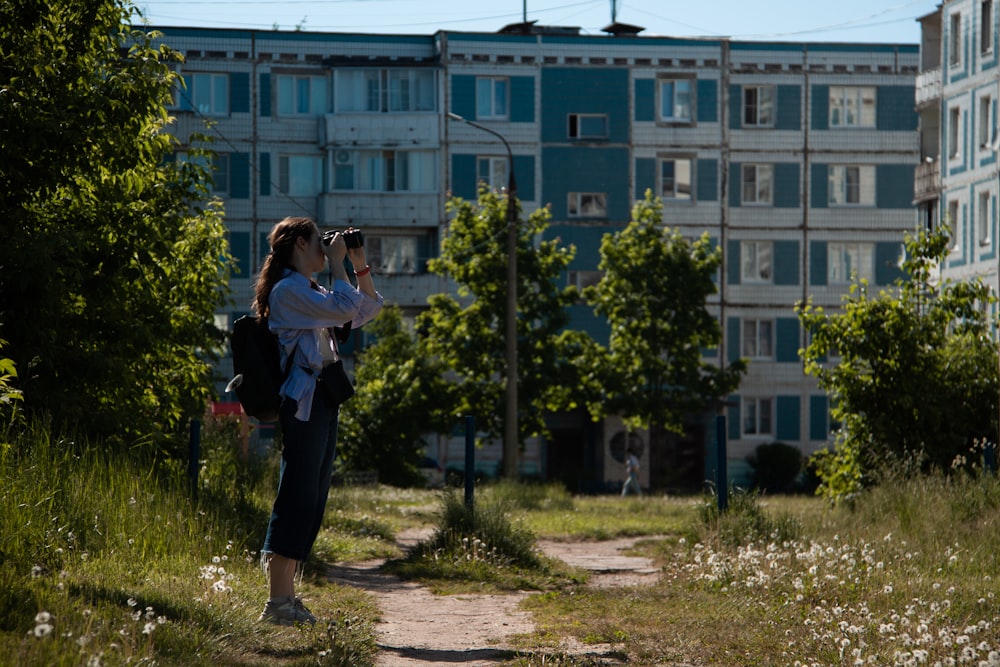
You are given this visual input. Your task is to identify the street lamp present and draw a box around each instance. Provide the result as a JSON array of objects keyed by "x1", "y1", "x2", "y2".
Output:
[{"x1": 447, "y1": 111, "x2": 519, "y2": 479}]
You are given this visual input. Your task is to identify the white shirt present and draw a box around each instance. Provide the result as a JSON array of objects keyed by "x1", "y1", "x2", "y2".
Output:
[{"x1": 268, "y1": 269, "x2": 383, "y2": 421}]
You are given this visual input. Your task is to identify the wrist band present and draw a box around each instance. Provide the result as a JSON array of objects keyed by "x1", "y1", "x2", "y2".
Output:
[{"x1": 355, "y1": 265, "x2": 372, "y2": 277}]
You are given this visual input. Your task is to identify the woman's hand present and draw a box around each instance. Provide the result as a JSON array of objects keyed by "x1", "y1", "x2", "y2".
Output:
[{"x1": 323, "y1": 232, "x2": 348, "y2": 264}]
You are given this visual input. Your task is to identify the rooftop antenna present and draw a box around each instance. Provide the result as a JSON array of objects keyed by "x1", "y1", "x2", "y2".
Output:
[
  {"x1": 523, "y1": 0, "x2": 527, "y2": 23},
  {"x1": 611, "y1": 0, "x2": 617, "y2": 23}
]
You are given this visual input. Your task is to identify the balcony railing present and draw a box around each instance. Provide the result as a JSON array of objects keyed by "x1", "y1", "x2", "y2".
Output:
[
  {"x1": 914, "y1": 158, "x2": 941, "y2": 203},
  {"x1": 915, "y1": 67, "x2": 941, "y2": 108}
]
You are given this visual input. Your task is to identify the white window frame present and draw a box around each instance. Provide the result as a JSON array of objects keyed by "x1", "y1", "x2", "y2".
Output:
[
  {"x1": 333, "y1": 149, "x2": 436, "y2": 192},
  {"x1": 477, "y1": 156, "x2": 509, "y2": 193},
  {"x1": 741, "y1": 241, "x2": 773, "y2": 284},
  {"x1": 276, "y1": 74, "x2": 328, "y2": 116},
  {"x1": 279, "y1": 154, "x2": 324, "y2": 196},
  {"x1": 742, "y1": 319, "x2": 774, "y2": 359},
  {"x1": 188, "y1": 72, "x2": 228, "y2": 116},
  {"x1": 743, "y1": 85, "x2": 775, "y2": 127},
  {"x1": 660, "y1": 157, "x2": 693, "y2": 201},
  {"x1": 983, "y1": 1, "x2": 994, "y2": 55},
  {"x1": 951, "y1": 12, "x2": 963, "y2": 67},
  {"x1": 948, "y1": 199, "x2": 962, "y2": 252},
  {"x1": 828, "y1": 165, "x2": 875, "y2": 206},
  {"x1": 979, "y1": 190, "x2": 992, "y2": 246},
  {"x1": 828, "y1": 242, "x2": 874, "y2": 284},
  {"x1": 949, "y1": 106, "x2": 962, "y2": 159},
  {"x1": 741, "y1": 164, "x2": 773, "y2": 205},
  {"x1": 334, "y1": 69, "x2": 436, "y2": 113},
  {"x1": 568, "y1": 113, "x2": 608, "y2": 139},
  {"x1": 829, "y1": 86, "x2": 876, "y2": 128},
  {"x1": 367, "y1": 235, "x2": 420, "y2": 275},
  {"x1": 476, "y1": 76, "x2": 509, "y2": 120},
  {"x1": 742, "y1": 397, "x2": 774, "y2": 437},
  {"x1": 659, "y1": 77, "x2": 693, "y2": 123},
  {"x1": 568, "y1": 192, "x2": 607, "y2": 218},
  {"x1": 980, "y1": 95, "x2": 993, "y2": 149}
]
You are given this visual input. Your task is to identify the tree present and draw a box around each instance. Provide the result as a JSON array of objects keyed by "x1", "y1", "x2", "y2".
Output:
[
  {"x1": 337, "y1": 306, "x2": 457, "y2": 486},
  {"x1": 584, "y1": 191, "x2": 746, "y2": 434},
  {"x1": 0, "y1": 1, "x2": 231, "y2": 442},
  {"x1": 797, "y1": 227, "x2": 998, "y2": 500},
  {"x1": 418, "y1": 185, "x2": 595, "y2": 452}
]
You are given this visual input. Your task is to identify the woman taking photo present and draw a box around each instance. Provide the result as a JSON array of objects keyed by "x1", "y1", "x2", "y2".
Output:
[{"x1": 252, "y1": 216, "x2": 382, "y2": 625}]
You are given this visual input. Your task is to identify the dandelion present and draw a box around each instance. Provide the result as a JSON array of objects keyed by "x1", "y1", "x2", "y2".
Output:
[
  {"x1": 142, "y1": 622, "x2": 155, "y2": 635},
  {"x1": 34, "y1": 623, "x2": 53, "y2": 638}
]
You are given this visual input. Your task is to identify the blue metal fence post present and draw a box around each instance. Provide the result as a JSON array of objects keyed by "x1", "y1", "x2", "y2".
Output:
[
  {"x1": 715, "y1": 414, "x2": 728, "y2": 512},
  {"x1": 464, "y1": 415, "x2": 475, "y2": 509},
  {"x1": 189, "y1": 418, "x2": 201, "y2": 497}
]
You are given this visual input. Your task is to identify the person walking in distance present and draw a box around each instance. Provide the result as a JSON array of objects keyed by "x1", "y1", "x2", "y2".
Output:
[
  {"x1": 254, "y1": 216, "x2": 382, "y2": 625},
  {"x1": 621, "y1": 450, "x2": 642, "y2": 497}
]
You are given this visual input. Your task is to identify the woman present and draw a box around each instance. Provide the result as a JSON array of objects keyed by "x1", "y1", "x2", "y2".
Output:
[{"x1": 253, "y1": 216, "x2": 382, "y2": 626}]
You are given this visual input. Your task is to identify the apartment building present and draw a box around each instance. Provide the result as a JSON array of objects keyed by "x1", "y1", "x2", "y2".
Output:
[
  {"x1": 916, "y1": 0, "x2": 1000, "y2": 295},
  {"x1": 151, "y1": 23, "x2": 919, "y2": 492}
]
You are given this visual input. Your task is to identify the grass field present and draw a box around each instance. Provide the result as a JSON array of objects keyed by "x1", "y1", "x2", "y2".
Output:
[{"x1": 3, "y1": 417, "x2": 999, "y2": 666}]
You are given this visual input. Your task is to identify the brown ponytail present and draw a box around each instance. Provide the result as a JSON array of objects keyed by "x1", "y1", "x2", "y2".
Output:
[{"x1": 252, "y1": 216, "x2": 317, "y2": 319}]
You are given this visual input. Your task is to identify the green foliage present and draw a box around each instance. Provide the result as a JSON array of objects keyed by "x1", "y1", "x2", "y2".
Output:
[
  {"x1": 747, "y1": 441, "x2": 803, "y2": 493},
  {"x1": 339, "y1": 306, "x2": 457, "y2": 485},
  {"x1": 584, "y1": 191, "x2": 747, "y2": 433},
  {"x1": 0, "y1": 2, "x2": 231, "y2": 443},
  {"x1": 695, "y1": 488, "x2": 802, "y2": 547},
  {"x1": 0, "y1": 339, "x2": 23, "y2": 426},
  {"x1": 419, "y1": 184, "x2": 599, "y2": 446},
  {"x1": 384, "y1": 489, "x2": 583, "y2": 591},
  {"x1": 798, "y1": 228, "x2": 999, "y2": 501}
]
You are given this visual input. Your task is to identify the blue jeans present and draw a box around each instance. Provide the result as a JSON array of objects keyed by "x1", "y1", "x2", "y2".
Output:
[{"x1": 262, "y1": 388, "x2": 339, "y2": 562}]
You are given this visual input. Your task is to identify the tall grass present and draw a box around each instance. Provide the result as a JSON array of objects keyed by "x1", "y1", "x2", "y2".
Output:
[
  {"x1": 0, "y1": 418, "x2": 377, "y2": 666},
  {"x1": 522, "y1": 471, "x2": 1000, "y2": 666}
]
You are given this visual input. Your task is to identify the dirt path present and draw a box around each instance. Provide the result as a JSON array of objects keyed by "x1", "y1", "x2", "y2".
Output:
[{"x1": 326, "y1": 529, "x2": 661, "y2": 667}]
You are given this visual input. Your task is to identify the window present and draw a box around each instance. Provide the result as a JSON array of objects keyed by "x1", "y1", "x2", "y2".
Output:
[
  {"x1": 948, "y1": 199, "x2": 961, "y2": 250},
  {"x1": 567, "y1": 270, "x2": 602, "y2": 290},
  {"x1": 279, "y1": 155, "x2": 324, "y2": 196},
  {"x1": 660, "y1": 158, "x2": 692, "y2": 200},
  {"x1": 188, "y1": 72, "x2": 228, "y2": 115},
  {"x1": 951, "y1": 12, "x2": 963, "y2": 67},
  {"x1": 743, "y1": 85, "x2": 775, "y2": 127},
  {"x1": 476, "y1": 77, "x2": 509, "y2": 120},
  {"x1": 333, "y1": 150, "x2": 436, "y2": 192},
  {"x1": 742, "y1": 319, "x2": 773, "y2": 358},
  {"x1": 828, "y1": 165, "x2": 875, "y2": 206},
  {"x1": 741, "y1": 164, "x2": 773, "y2": 205},
  {"x1": 568, "y1": 192, "x2": 607, "y2": 218},
  {"x1": 334, "y1": 69, "x2": 435, "y2": 112},
  {"x1": 277, "y1": 74, "x2": 327, "y2": 116},
  {"x1": 950, "y1": 107, "x2": 962, "y2": 158},
  {"x1": 983, "y1": 1, "x2": 994, "y2": 54},
  {"x1": 979, "y1": 190, "x2": 991, "y2": 245},
  {"x1": 743, "y1": 397, "x2": 773, "y2": 436},
  {"x1": 741, "y1": 241, "x2": 773, "y2": 283},
  {"x1": 829, "y1": 86, "x2": 876, "y2": 128},
  {"x1": 367, "y1": 235, "x2": 420, "y2": 274},
  {"x1": 568, "y1": 113, "x2": 608, "y2": 139},
  {"x1": 980, "y1": 96, "x2": 993, "y2": 148},
  {"x1": 659, "y1": 78, "x2": 693, "y2": 122},
  {"x1": 477, "y1": 156, "x2": 509, "y2": 193},
  {"x1": 828, "y1": 242, "x2": 874, "y2": 284},
  {"x1": 178, "y1": 152, "x2": 228, "y2": 194}
]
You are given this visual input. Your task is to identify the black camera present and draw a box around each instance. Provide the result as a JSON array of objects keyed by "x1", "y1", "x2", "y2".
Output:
[{"x1": 322, "y1": 229, "x2": 364, "y2": 249}]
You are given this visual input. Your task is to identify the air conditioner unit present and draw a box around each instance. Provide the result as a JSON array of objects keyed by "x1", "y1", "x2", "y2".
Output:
[{"x1": 335, "y1": 150, "x2": 352, "y2": 165}]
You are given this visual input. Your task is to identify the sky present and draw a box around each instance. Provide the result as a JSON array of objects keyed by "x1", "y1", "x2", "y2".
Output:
[{"x1": 134, "y1": 0, "x2": 942, "y2": 44}]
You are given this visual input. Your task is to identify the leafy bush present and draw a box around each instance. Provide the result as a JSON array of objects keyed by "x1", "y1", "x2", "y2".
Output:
[
  {"x1": 695, "y1": 487, "x2": 802, "y2": 547},
  {"x1": 746, "y1": 441, "x2": 802, "y2": 493}
]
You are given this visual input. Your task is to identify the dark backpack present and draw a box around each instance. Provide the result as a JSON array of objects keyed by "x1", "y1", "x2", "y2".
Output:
[{"x1": 226, "y1": 315, "x2": 293, "y2": 422}]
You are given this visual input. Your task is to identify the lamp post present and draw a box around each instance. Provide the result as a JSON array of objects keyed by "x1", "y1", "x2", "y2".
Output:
[{"x1": 447, "y1": 111, "x2": 519, "y2": 479}]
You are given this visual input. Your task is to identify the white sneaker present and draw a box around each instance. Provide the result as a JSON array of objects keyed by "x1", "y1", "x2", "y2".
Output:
[{"x1": 258, "y1": 596, "x2": 317, "y2": 626}]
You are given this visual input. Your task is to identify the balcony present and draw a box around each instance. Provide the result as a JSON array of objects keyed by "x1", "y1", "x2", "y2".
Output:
[
  {"x1": 318, "y1": 192, "x2": 440, "y2": 227},
  {"x1": 321, "y1": 113, "x2": 441, "y2": 148},
  {"x1": 913, "y1": 158, "x2": 940, "y2": 203},
  {"x1": 915, "y1": 67, "x2": 941, "y2": 108}
]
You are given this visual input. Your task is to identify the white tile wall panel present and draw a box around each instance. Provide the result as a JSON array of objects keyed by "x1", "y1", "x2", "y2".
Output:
[
  {"x1": 323, "y1": 114, "x2": 442, "y2": 148},
  {"x1": 318, "y1": 193, "x2": 439, "y2": 227}
]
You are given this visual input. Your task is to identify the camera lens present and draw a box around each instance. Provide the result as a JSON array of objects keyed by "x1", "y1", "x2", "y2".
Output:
[{"x1": 321, "y1": 230, "x2": 337, "y2": 246}]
